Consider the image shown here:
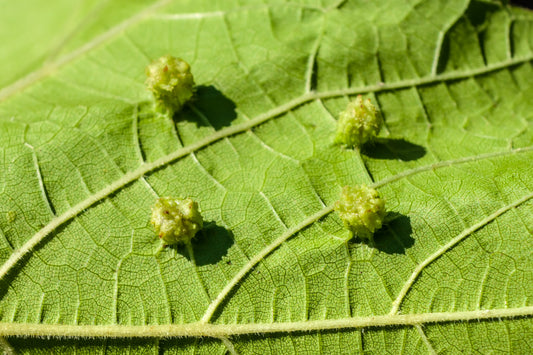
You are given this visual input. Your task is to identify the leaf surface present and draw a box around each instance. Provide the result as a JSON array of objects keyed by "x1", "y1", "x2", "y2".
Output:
[{"x1": 0, "y1": 0, "x2": 532, "y2": 353}]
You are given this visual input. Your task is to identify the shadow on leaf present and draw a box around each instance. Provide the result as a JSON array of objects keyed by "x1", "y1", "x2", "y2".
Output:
[
  {"x1": 434, "y1": 1, "x2": 501, "y2": 74},
  {"x1": 9, "y1": 337, "x2": 176, "y2": 352},
  {"x1": 176, "y1": 85, "x2": 237, "y2": 130},
  {"x1": 373, "y1": 213, "x2": 415, "y2": 254},
  {"x1": 171, "y1": 222, "x2": 234, "y2": 266},
  {"x1": 363, "y1": 138, "x2": 426, "y2": 161}
]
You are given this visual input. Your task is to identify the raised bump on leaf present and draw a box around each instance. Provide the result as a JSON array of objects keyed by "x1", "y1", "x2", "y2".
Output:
[
  {"x1": 6, "y1": 211, "x2": 16, "y2": 223},
  {"x1": 145, "y1": 55, "x2": 195, "y2": 114},
  {"x1": 334, "y1": 185, "x2": 386, "y2": 243},
  {"x1": 334, "y1": 95, "x2": 382, "y2": 148},
  {"x1": 151, "y1": 197, "x2": 203, "y2": 245}
]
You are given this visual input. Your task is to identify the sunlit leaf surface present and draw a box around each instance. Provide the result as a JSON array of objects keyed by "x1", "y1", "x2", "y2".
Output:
[{"x1": 1, "y1": 0, "x2": 532, "y2": 353}]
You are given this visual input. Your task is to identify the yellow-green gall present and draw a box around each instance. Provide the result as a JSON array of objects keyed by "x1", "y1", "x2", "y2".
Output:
[
  {"x1": 145, "y1": 55, "x2": 195, "y2": 114},
  {"x1": 334, "y1": 95, "x2": 382, "y2": 148},
  {"x1": 334, "y1": 185, "x2": 386, "y2": 243},
  {"x1": 6, "y1": 211, "x2": 16, "y2": 223},
  {"x1": 151, "y1": 197, "x2": 203, "y2": 245}
]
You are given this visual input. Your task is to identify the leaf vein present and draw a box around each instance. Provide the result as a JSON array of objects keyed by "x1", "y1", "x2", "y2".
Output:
[
  {"x1": 304, "y1": 17, "x2": 325, "y2": 93},
  {"x1": 1, "y1": 57, "x2": 531, "y2": 296},
  {"x1": 25, "y1": 143, "x2": 56, "y2": 217},
  {"x1": 0, "y1": 336, "x2": 15, "y2": 355},
  {"x1": 1, "y1": 306, "x2": 532, "y2": 338},
  {"x1": 200, "y1": 147, "x2": 531, "y2": 323},
  {"x1": 415, "y1": 324, "x2": 437, "y2": 355},
  {"x1": 389, "y1": 190, "x2": 533, "y2": 315},
  {"x1": 0, "y1": 0, "x2": 171, "y2": 103}
]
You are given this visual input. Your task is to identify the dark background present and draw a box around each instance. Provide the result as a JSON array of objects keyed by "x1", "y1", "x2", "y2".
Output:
[{"x1": 511, "y1": 0, "x2": 533, "y2": 9}]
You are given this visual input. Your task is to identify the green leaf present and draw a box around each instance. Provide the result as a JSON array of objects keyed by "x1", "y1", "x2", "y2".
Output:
[{"x1": 1, "y1": 0, "x2": 532, "y2": 353}]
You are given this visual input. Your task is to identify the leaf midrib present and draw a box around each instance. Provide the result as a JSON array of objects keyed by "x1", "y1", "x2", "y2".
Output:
[{"x1": 1, "y1": 305, "x2": 532, "y2": 338}]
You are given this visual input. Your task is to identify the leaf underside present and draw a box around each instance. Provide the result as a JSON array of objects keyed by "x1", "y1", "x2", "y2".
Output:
[{"x1": 0, "y1": 0, "x2": 532, "y2": 354}]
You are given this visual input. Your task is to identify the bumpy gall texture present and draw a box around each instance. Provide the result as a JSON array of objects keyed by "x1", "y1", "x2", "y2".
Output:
[
  {"x1": 334, "y1": 95, "x2": 382, "y2": 148},
  {"x1": 145, "y1": 55, "x2": 195, "y2": 113},
  {"x1": 151, "y1": 197, "x2": 203, "y2": 245},
  {"x1": 6, "y1": 211, "x2": 16, "y2": 223},
  {"x1": 334, "y1": 185, "x2": 386, "y2": 243}
]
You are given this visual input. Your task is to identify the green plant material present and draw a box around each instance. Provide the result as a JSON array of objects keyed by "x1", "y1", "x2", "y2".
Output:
[
  {"x1": 145, "y1": 55, "x2": 195, "y2": 113},
  {"x1": 1, "y1": 0, "x2": 533, "y2": 353},
  {"x1": 334, "y1": 185, "x2": 386, "y2": 243},
  {"x1": 151, "y1": 197, "x2": 203, "y2": 245},
  {"x1": 5, "y1": 211, "x2": 16, "y2": 223},
  {"x1": 334, "y1": 95, "x2": 382, "y2": 147}
]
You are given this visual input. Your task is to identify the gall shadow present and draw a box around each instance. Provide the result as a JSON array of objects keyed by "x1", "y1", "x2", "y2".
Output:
[
  {"x1": 171, "y1": 222, "x2": 234, "y2": 266},
  {"x1": 349, "y1": 213, "x2": 414, "y2": 254},
  {"x1": 373, "y1": 213, "x2": 415, "y2": 254},
  {"x1": 363, "y1": 138, "x2": 426, "y2": 161},
  {"x1": 175, "y1": 85, "x2": 237, "y2": 130}
]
